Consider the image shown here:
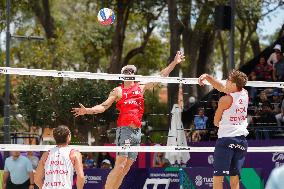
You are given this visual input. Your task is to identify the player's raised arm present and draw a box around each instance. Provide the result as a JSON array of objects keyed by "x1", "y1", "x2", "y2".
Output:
[
  {"x1": 198, "y1": 74, "x2": 229, "y2": 94},
  {"x1": 71, "y1": 87, "x2": 119, "y2": 117},
  {"x1": 142, "y1": 51, "x2": 185, "y2": 92}
]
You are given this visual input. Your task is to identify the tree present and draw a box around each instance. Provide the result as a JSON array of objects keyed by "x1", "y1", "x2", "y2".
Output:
[
  {"x1": 108, "y1": 0, "x2": 166, "y2": 73},
  {"x1": 166, "y1": 0, "x2": 216, "y2": 102},
  {"x1": 17, "y1": 78, "x2": 54, "y2": 127},
  {"x1": 17, "y1": 77, "x2": 117, "y2": 143},
  {"x1": 213, "y1": 0, "x2": 283, "y2": 77},
  {"x1": 28, "y1": 0, "x2": 57, "y2": 39},
  {"x1": 167, "y1": 0, "x2": 182, "y2": 115},
  {"x1": 3, "y1": 0, "x2": 169, "y2": 134}
]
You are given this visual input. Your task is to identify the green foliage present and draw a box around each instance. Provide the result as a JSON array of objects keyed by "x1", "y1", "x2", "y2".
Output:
[
  {"x1": 144, "y1": 87, "x2": 168, "y2": 129},
  {"x1": 16, "y1": 77, "x2": 116, "y2": 130},
  {"x1": 17, "y1": 77, "x2": 54, "y2": 126},
  {"x1": 129, "y1": 36, "x2": 169, "y2": 75},
  {"x1": 0, "y1": 0, "x2": 32, "y2": 32},
  {"x1": 0, "y1": 115, "x2": 25, "y2": 136}
]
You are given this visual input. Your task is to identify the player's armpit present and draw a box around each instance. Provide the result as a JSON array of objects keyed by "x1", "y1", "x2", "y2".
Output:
[{"x1": 141, "y1": 82, "x2": 160, "y2": 92}]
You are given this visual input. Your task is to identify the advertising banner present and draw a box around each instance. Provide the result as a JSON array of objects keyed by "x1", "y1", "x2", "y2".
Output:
[
  {"x1": 189, "y1": 152, "x2": 283, "y2": 181},
  {"x1": 81, "y1": 167, "x2": 264, "y2": 189},
  {"x1": 182, "y1": 167, "x2": 264, "y2": 189}
]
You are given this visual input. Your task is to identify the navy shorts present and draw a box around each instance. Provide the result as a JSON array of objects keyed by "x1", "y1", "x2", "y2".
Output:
[
  {"x1": 116, "y1": 126, "x2": 141, "y2": 161},
  {"x1": 213, "y1": 135, "x2": 248, "y2": 176}
]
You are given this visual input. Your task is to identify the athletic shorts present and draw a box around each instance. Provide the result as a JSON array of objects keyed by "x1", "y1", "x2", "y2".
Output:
[
  {"x1": 115, "y1": 126, "x2": 141, "y2": 161},
  {"x1": 213, "y1": 135, "x2": 248, "y2": 176}
]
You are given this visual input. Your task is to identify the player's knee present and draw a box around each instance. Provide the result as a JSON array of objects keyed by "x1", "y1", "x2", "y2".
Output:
[
  {"x1": 230, "y1": 176, "x2": 240, "y2": 188},
  {"x1": 213, "y1": 176, "x2": 224, "y2": 184},
  {"x1": 123, "y1": 162, "x2": 132, "y2": 173},
  {"x1": 230, "y1": 181, "x2": 239, "y2": 189},
  {"x1": 114, "y1": 159, "x2": 128, "y2": 173}
]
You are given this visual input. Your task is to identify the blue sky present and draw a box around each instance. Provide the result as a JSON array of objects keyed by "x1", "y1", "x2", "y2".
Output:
[{"x1": 258, "y1": 4, "x2": 284, "y2": 44}]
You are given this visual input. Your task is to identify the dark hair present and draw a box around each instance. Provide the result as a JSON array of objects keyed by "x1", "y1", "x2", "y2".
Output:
[
  {"x1": 198, "y1": 107, "x2": 205, "y2": 112},
  {"x1": 228, "y1": 70, "x2": 248, "y2": 91},
  {"x1": 53, "y1": 125, "x2": 71, "y2": 145},
  {"x1": 262, "y1": 101, "x2": 272, "y2": 109}
]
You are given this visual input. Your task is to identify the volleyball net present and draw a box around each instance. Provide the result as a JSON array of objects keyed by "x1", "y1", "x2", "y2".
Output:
[{"x1": 1, "y1": 66, "x2": 284, "y2": 153}]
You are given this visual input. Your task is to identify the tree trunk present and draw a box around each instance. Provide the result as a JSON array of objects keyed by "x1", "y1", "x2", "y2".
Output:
[
  {"x1": 30, "y1": 0, "x2": 60, "y2": 69},
  {"x1": 30, "y1": 0, "x2": 57, "y2": 39},
  {"x1": 196, "y1": 29, "x2": 215, "y2": 99},
  {"x1": 108, "y1": 0, "x2": 132, "y2": 74},
  {"x1": 240, "y1": 30, "x2": 255, "y2": 67},
  {"x1": 217, "y1": 31, "x2": 228, "y2": 79},
  {"x1": 122, "y1": 25, "x2": 155, "y2": 67},
  {"x1": 182, "y1": 3, "x2": 212, "y2": 98},
  {"x1": 239, "y1": 29, "x2": 246, "y2": 67},
  {"x1": 167, "y1": 0, "x2": 181, "y2": 122},
  {"x1": 180, "y1": 0, "x2": 192, "y2": 109},
  {"x1": 250, "y1": 32, "x2": 261, "y2": 57}
]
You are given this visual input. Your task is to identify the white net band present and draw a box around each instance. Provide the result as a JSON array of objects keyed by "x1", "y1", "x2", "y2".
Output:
[
  {"x1": 0, "y1": 144, "x2": 284, "y2": 152},
  {"x1": 1, "y1": 67, "x2": 284, "y2": 87}
]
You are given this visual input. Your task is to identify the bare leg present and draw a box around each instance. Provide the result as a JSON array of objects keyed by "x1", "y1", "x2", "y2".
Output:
[
  {"x1": 104, "y1": 156, "x2": 133, "y2": 189},
  {"x1": 230, "y1": 175, "x2": 240, "y2": 189},
  {"x1": 114, "y1": 158, "x2": 134, "y2": 187},
  {"x1": 213, "y1": 176, "x2": 224, "y2": 189}
]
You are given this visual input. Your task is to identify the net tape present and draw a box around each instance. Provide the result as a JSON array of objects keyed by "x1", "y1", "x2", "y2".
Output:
[
  {"x1": 0, "y1": 144, "x2": 284, "y2": 152},
  {"x1": 1, "y1": 67, "x2": 284, "y2": 88}
]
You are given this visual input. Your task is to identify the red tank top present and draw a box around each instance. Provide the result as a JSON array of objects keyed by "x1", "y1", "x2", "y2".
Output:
[{"x1": 116, "y1": 83, "x2": 144, "y2": 128}]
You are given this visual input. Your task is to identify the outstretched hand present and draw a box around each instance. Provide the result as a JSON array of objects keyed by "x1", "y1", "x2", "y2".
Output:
[
  {"x1": 198, "y1": 74, "x2": 208, "y2": 86},
  {"x1": 71, "y1": 103, "x2": 87, "y2": 117},
  {"x1": 174, "y1": 51, "x2": 185, "y2": 64}
]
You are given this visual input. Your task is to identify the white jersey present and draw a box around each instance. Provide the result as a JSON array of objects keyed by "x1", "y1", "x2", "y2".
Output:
[
  {"x1": 218, "y1": 89, "x2": 249, "y2": 138},
  {"x1": 43, "y1": 146, "x2": 75, "y2": 189}
]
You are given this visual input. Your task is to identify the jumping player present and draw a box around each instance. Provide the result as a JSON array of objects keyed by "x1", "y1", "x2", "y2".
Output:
[
  {"x1": 198, "y1": 70, "x2": 248, "y2": 189},
  {"x1": 72, "y1": 51, "x2": 185, "y2": 189}
]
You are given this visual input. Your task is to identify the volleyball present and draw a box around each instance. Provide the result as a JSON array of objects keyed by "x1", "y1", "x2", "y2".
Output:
[{"x1": 97, "y1": 8, "x2": 115, "y2": 26}]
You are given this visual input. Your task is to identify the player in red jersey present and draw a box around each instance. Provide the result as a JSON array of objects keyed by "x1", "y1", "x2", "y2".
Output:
[{"x1": 72, "y1": 51, "x2": 184, "y2": 189}]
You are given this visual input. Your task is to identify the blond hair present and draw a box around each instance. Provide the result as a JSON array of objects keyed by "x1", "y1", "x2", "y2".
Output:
[{"x1": 228, "y1": 70, "x2": 248, "y2": 90}]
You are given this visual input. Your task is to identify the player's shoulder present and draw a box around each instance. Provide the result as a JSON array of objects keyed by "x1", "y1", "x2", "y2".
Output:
[
  {"x1": 110, "y1": 87, "x2": 121, "y2": 95},
  {"x1": 218, "y1": 95, "x2": 233, "y2": 109},
  {"x1": 138, "y1": 83, "x2": 145, "y2": 89},
  {"x1": 113, "y1": 86, "x2": 123, "y2": 91},
  {"x1": 114, "y1": 86, "x2": 122, "y2": 91},
  {"x1": 70, "y1": 149, "x2": 81, "y2": 158},
  {"x1": 41, "y1": 151, "x2": 49, "y2": 159},
  {"x1": 37, "y1": 151, "x2": 49, "y2": 164},
  {"x1": 219, "y1": 95, "x2": 233, "y2": 103}
]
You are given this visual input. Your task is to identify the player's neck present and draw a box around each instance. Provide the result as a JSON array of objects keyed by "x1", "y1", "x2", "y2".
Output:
[
  {"x1": 230, "y1": 88, "x2": 242, "y2": 93},
  {"x1": 57, "y1": 143, "x2": 68, "y2": 148},
  {"x1": 123, "y1": 81, "x2": 135, "y2": 88}
]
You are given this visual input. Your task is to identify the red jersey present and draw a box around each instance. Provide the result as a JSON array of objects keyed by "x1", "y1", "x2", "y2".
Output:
[{"x1": 116, "y1": 83, "x2": 144, "y2": 128}]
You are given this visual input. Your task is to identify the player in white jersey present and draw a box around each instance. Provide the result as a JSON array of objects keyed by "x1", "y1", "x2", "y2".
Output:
[
  {"x1": 198, "y1": 70, "x2": 248, "y2": 189},
  {"x1": 34, "y1": 125, "x2": 85, "y2": 189}
]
